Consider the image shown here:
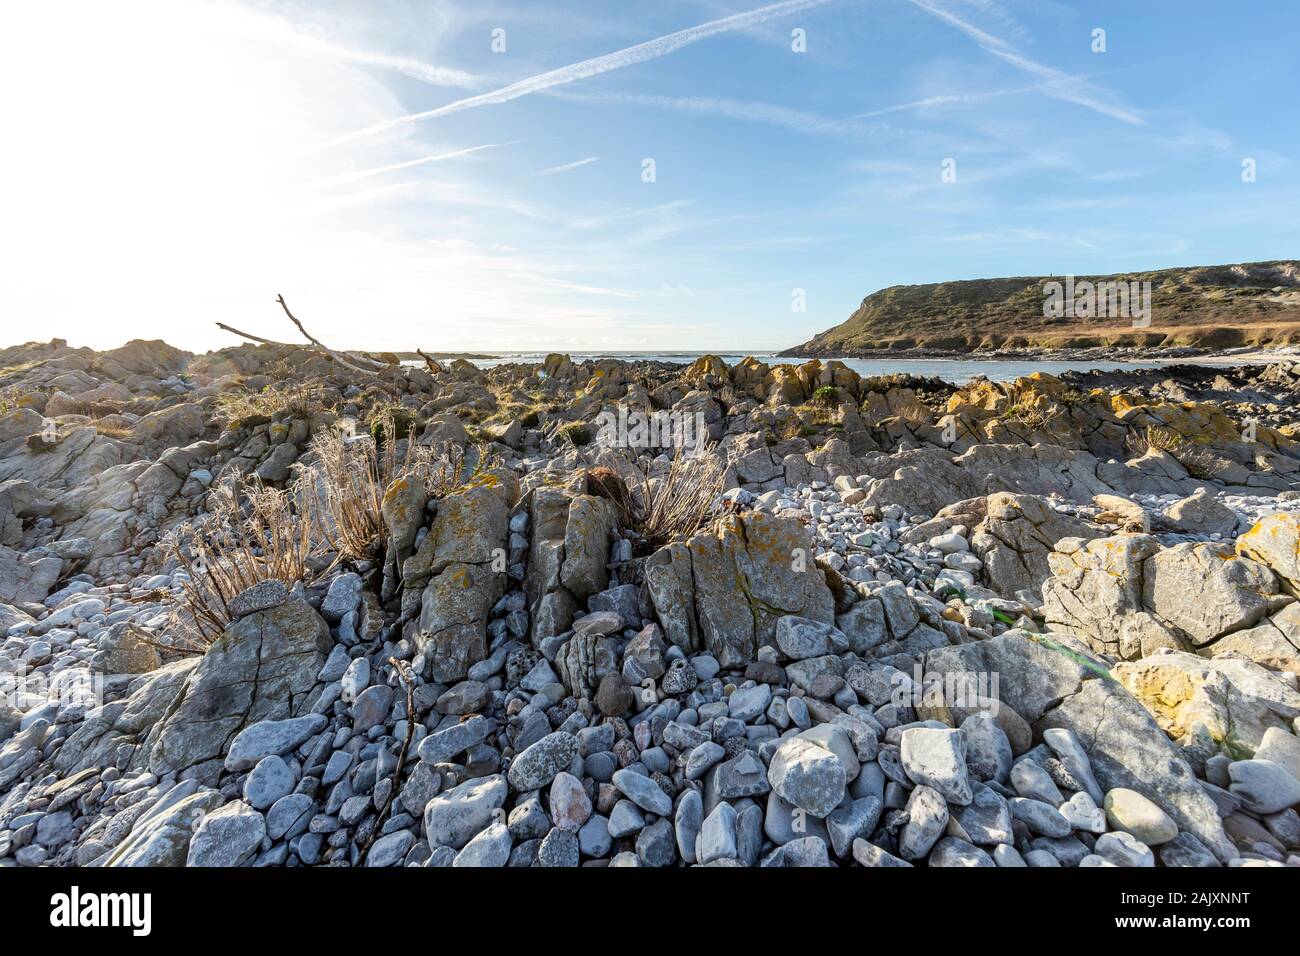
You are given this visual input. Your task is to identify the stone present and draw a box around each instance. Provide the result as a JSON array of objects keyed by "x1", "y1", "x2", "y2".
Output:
[
  {"x1": 418, "y1": 715, "x2": 491, "y2": 765},
  {"x1": 852, "y1": 837, "x2": 912, "y2": 867},
  {"x1": 1236, "y1": 513, "x2": 1300, "y2": 593},
  {"x1": 775, "y1": 616, "x2": 849, "y2": 660},
  {"x1": 536, "y1": 826, "x2": 581, "y2": 867},
  {"x1": 796, "y1": 723, "x2": 860, "y2": 782},
  {"x1": 1009, "y1": 797, "x2": 1071, "y2": 838},
  {"x1": 929, "y1": 837, "x2": 995, "y2": 867},
  {"x1": 899, "y1": 786, "x2": 948, "y2": 860},
  {"x1": 961, "y1": 713, "x2": 1012, "y2": 784},
  {"x1": 646, "y1": 511, "x2": 834, "y2": 667},
  {"x1": 549, "y1": 772, "x2": 592, "y2": 831},
  {"x1": 243, "y1": 755, "x2": 295, "y2": 810},
  {"x1": 948, "y1": 784, "x2": 1013, "y2": 845},
  {"x1": 971, "y1": 492, "x2": 1102, "y2": 599},
  {"x1": 1114, "y1": 651, "x2": 1300, "y2": 766},
  {"x1": 900, "y1": 727, "x2": 972, "y2": 805},
  {"x1": 612, "y1": 768, "x2": 672, "y2": 817},
  {"x1": 696, "y1": 802, "x2": 738, "y2": 865},
  {"x1": 186, "y1": 801, "x2": 266, "y2": 867},
  {"x1": 453, "y1": 822, "x2": 512, "y2": 867},
  {"x1": 635, "y1": 818, "x2": 676, "y2": 867},
  {"x1": 1254, "y1": 727, "x2": 1300, "y2": 783},
  {"x1": 507, "y1": 732, "x2": 579, "y2": 791},
  {"x1": 367, "y1": 829, "x2": 416, "y2": 867},
  {"x1": 1010, "y1": 759, "x2": 1064, "y2": 805},
  {"x1": 609, "y1": 799, "x2": 647, "y2": 838},
  {"x1": 594, "y1": 673, "x2": 633, "y2": 717},
  {"x1": 151, "y1": 600, "x2": 331, "y2": 775},
  {"x1": 1103, "y1": 788, "x2": 1178, "y2": 845},
  {"x1": 228, "y1": 580, "x2": 288, "y2": 619},
  {"x1": 351, "y1": 684, "x2": 394, "y2": 732},
  {"x1": 1162, "y1": 487, "x2": 1238, "y2": 537},
  {"x1": 1038, "y1": 677, "x2": 1237, "y2": 863},
  {"x1": 826, "y1": 796, "x2": 882, "y2": 857},
  {"x1": 660, "y1": 658, "x2": 698, "y2": 695},
  {"x1": 1095, "y1": 830, "x2": 1155, "y2": 867},
  {"x1": 576, "y1": 813, "x2": 611, "y2": 857},
  {"x1": 686, "y1": 741, "x2": 726, "y2": 781},
  {"x1": 728, "y1": 683, "x2": 772, "y2": 722},
  {"x1": 423, "y1": 774, "x2": 508, "y2": 850},
  {"x1": 1228, "y1": 759, "x2": 1300, "y2": 815},
  {"x1": 321, "y1": 572, "x2": 363, "y2": 622},
  {"x1": 675, "y1": 789, "x2": 703, "y2": 864},
  {"x1": 767, "y1": 737, "x2": 846, "y2": 817},
  {"x1": 103, "y1": 782, "x2": 225, "y2": 867},
  {"x1": 1159, "y1": 832, "x2": 1220, "y2": 868},
  {"x1": 1059, "y1": 791, "x2": 1107, "y2": 834},
  {"x1": 266, "y1": 793, "x2": 314, "y2": 840},
  {"x1": 1042, "y1": 727, "x2": 1104, "y2": 805},
  {"x1": 225, "y1": 714, "x2": 329, "y2": 772}
]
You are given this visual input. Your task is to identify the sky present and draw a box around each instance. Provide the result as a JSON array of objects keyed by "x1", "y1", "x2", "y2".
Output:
[{"x1": 1, "y1": 0, "x2": 1297, "y2": 354}]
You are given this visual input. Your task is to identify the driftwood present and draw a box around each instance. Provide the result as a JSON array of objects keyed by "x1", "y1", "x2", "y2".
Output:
[
  {"x1": 415, "y1": 348, "x2": 444, "y2": 374},
  {"x1": 274, "y1": 294, "x2": 390, "y2": 373},
  {"x1": 215, "y1": 295, "x2": 393, "y2": 377}
]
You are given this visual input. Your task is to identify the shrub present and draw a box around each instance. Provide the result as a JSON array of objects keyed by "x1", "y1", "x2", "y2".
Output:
[{"x1": 810, "y1": 385, "x2": 839, "y2": 407}]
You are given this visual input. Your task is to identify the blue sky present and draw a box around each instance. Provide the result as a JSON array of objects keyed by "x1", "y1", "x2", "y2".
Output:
[{"x1": 1, "y1": 0, "x2": 1297, "y2": 352}]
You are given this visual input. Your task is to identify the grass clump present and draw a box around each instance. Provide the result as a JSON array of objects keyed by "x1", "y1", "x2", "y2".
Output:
[
  {"x1": 162, "y1": 480, "x2": 314, "y2": 646},
  {"x1": 590, "y1": 449, "x2": 727, "y2": 555},
  {"x1": 1125, "y1": 425, "x2": 1229, "y2": 479}
]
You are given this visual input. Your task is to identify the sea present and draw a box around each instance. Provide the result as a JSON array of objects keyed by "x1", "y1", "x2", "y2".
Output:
[{"x1": 411, "y1": 351, "x2": 1274, "y2": 384}]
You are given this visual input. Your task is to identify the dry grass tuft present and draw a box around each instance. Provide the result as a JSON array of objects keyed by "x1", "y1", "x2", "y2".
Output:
[
  {"x1": 162, "y1": 480, "x2": 314, "y2": 646},
  {"x1": 1000, "y1": 382, "x2": 1062, "y2": 432},
  {"x1": 166, "y1": 414, "x2": 501, "y2": 645},
  {"x1": 214, "y1": 384, "x2": 323, "y2": 426},
  {"x1": 1125, "y1": 425, "x2": 1230, "y2": 480},
  {"x1": 625, "y1": 447, "x2": 727, "y2": 553}
]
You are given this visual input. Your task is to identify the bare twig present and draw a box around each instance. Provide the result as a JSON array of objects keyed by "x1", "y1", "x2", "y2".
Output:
[
  {"x1": 215, "y1": 322, "x2": 294, "y2": 348},
  {"x1": 275, "y1": 294, "x2": 388, "y2": 375}
]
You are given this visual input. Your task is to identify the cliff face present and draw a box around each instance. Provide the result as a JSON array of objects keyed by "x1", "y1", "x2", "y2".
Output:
[{"x1": 781, "y1": 260, "x2": 1300, "y2": 355}]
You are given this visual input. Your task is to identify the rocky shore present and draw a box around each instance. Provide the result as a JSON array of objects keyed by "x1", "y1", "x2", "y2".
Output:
[{"x1": 2, "y1": 337, "x2": 1299, "y2": 868}]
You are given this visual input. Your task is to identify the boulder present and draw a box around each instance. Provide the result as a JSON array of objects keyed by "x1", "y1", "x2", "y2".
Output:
[
  {"x1": 1038, "y1": 679, "x2": 1237, "y2": 864},
  {"x1": 1237, "y1": 513, "x2": 1300, "y2": 595},
  {"x1": 146, "y1": 599, "x2": 331, "y2": 775},
  {"x1": 646, "y1": 510, "x2": 835, "y2": 668},
  {"x1": 970, "y1": 493, "x2": 1102, "y2": 599}
]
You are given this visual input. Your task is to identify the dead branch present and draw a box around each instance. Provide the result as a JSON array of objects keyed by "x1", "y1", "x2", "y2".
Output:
[
  {"x1": 275, "y1": 294, "x2": 389, "y2": 374},
  {"x1": 215, "y1": 323, "x2": 295, "y2": 348},
  {"x1": 415, "y1": 348, "x2": 444, "y2": 374}
]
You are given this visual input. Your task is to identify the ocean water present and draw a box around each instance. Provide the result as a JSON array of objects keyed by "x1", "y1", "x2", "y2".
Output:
[{"x1": 414, "y1": 351, "x2": 1245, "y2": 384}]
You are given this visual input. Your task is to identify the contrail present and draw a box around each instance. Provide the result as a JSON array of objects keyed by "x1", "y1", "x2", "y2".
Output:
[
  {"x1": 529, "y1": 157, "x2": 600, "y2": 177},
  {"x1": 906, "y1": 0, "x2": 1143, "y2": 125},
  {"x1": 834, "y1": 83, "x2": 1047, "y2": 124},
  {"x1": 302, "y1": 143, "x2": 513, "y2": 191},
  {"x1": 305, "y1": 0, "x2": 834, "y2": 154}
]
